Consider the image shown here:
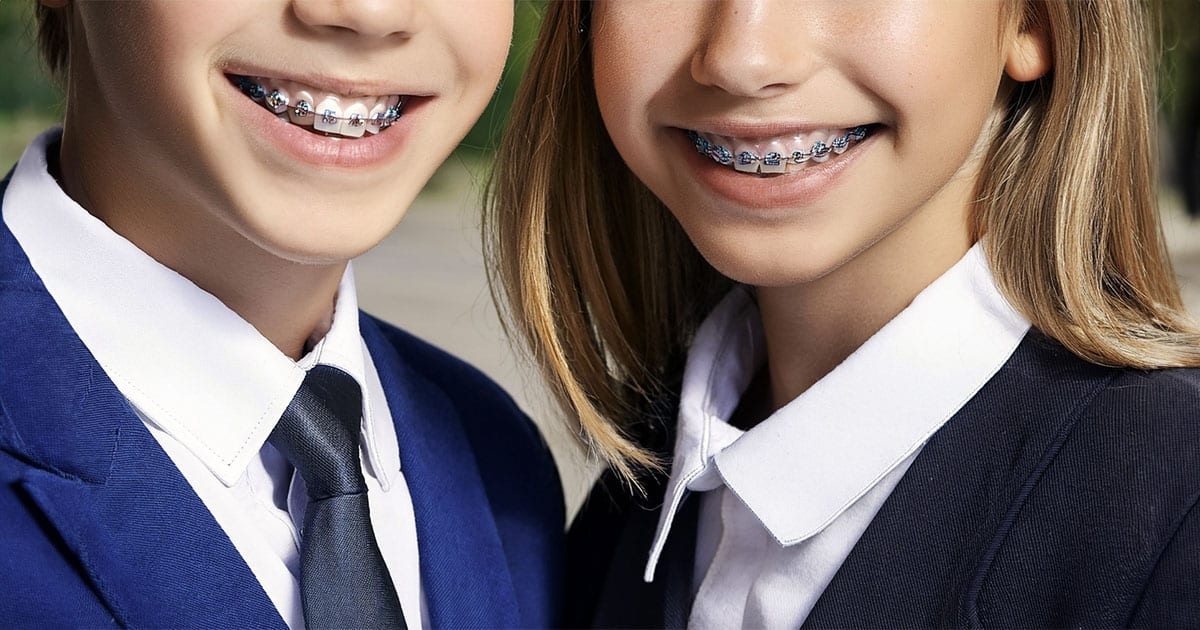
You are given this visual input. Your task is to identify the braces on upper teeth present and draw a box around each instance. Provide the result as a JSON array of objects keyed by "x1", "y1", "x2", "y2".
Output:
[
  {"x1": 235, "y1": 76, "x2": 404, "y2": 138},
  {"x1": 687, "y1": 126, "x2": 870, "y2": 175}
]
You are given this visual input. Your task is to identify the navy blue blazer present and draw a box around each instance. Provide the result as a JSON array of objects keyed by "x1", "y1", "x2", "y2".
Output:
[
  {"x1": 566, "y1": 332, "x2": 1200, "y2": 628},
  {"x1": 0, "y1": 174, "x2": 564, "y2": 628}
]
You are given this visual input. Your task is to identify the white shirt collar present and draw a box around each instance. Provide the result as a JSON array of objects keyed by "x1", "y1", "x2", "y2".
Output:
[
  {"x1": 644, "y1": 244, "x2": 1031, "y2": 581},
  {"x1": 3, "y1": 128, "x2": 399, "y2": 487}
]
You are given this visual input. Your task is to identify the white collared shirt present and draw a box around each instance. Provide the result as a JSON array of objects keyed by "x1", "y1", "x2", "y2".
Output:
[
  {"x1": 645, "y1": 244, "x2": 1031, "y2": 628},
  {"x1": 3, "y1": 129, "x2": 425, "y2": 629}
]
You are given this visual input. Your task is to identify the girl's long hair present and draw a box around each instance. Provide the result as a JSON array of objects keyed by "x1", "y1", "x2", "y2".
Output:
[{"x1": 484, "y1": 0, "x2": 1200, "y2": 482}]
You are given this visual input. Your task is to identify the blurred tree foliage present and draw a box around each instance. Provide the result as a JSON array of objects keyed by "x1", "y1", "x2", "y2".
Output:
[
  {"x1": 460, "y1": 0, "x2": 546, "y2": 153},
  {"x1": 1162, "y1": 0, "x2": 1200, "y2": 114},
  {"x1": 0, "y1": 0, "x2": 62, "y2": 114},
  {"x1": 1162, "y1": 0, "x2": 1200, "y2": 214}
]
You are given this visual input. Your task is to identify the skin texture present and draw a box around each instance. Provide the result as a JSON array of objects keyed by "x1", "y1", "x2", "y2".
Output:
[
  {"x1": 592, "y1": 0, "x2": 1048, "y2": 412},
  {"x1": 48, "y1": 0, "x2": 512, "y2": 358}
]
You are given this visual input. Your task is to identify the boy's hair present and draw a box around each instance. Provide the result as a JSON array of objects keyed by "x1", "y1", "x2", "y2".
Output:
[
  {"x1": 484, "y1": 0, "x2": 1199, "y2": 483},
  {"x1": 34, "y1": 4, "x2": 70, "y2": 78}
]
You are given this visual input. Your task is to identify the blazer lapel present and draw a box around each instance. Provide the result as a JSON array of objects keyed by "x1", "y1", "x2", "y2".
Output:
[
  {"x1": 360, "y1": 315, "x2": 520, "y2": 629},
  {"x1": 566, "y1": 391, "x2": 696, "y2": 629},
  {"x1": 803, "y1": 333, "x2": 1116, "y2": 628},
  {"x1": 0, "y1": 209, "x2": 283, "y2": 629},
  {"x1": 604, "y1": 490, "x2": 698, "y2": 629}
]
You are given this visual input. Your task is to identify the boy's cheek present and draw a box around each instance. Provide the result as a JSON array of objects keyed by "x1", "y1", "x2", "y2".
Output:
[{"x1": 60, "y1": 0, "x2": 516, "y2": 265}]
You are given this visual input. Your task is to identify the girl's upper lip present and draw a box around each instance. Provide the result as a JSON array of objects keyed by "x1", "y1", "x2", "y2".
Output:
[
  {"x1": 219, "y1": 63, "x2": 437, "y2": 97},
  {"x1": 681, "y1": 120, "x2": 877, "y2": 139}
]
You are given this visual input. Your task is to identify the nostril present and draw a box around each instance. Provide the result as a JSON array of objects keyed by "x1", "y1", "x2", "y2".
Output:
[{"x1": 292, "y1": 0, "x2": 416, "y2": 40}]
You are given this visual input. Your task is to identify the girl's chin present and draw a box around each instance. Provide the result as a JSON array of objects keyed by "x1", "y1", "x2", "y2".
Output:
[{"x1": 694, "y1": 244, "x2": 847, "y2": 288}]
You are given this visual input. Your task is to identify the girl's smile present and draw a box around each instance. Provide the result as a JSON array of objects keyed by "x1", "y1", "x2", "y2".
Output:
[
  {"x1": 676, "y1": 124, "x2": 882, "y2": 211},
  {"x1": 592, "y1": 0, "x2": 1013, "y2": 287},
  {"x1": 686, "y1": 125, "x2": 873, "y2": 175}
]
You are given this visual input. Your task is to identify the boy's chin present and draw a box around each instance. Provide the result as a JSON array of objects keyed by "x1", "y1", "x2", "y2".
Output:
[
  {"x1": 229, "y1": 203, "x2": 410, "y2": 266},
  {"x1": 220, "y1": 181, "x2": 421, "y2": 264}
]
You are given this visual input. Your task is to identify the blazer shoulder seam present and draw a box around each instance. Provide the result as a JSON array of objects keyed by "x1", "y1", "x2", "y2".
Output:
[{"x1": 964, "y1": 368, "x2": 1119, "y2": 626}]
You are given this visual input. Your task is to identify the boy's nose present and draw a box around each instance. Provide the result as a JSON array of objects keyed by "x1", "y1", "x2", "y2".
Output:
[
  {"x1": 691, "y1": 0, "x2": 819, "y2": 98},
  {"x1": 292, "y1": 0, "x2": 416, "y2": 39}
]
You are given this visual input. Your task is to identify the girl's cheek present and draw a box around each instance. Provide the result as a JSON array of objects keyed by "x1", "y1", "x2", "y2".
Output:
[{"x1": 592, "y1": 5, "x2": 690, "y2": 128}]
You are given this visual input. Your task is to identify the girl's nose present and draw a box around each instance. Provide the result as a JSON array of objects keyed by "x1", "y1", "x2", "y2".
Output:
[
  {"x1": 691, "y1": 0, "x2": 818, "y2": 98},
  {"x1": 292, "y1": 0, "x2": 416, "y2": 40}
]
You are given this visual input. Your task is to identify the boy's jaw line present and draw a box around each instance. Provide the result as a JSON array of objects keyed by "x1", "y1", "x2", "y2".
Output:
[{"x1": 56, "y1": 117, "x2": 352, "y2": 362}]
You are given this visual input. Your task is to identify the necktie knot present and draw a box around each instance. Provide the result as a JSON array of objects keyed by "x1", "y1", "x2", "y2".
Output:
[
  {"x1": 268, "y1": 363, "x2": 408, "y2": 628},
  {"x1": 270, "y1": 365, "x2": 367, "y2": 501}
]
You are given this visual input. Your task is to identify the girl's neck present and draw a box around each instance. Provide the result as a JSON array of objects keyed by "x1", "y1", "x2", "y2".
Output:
[
  {"x1": 755, "y1": 194, "x2": 974, "y2": 414},
  {"x1": 57, "y1": 133, "x2": 345, "y2": 361}
]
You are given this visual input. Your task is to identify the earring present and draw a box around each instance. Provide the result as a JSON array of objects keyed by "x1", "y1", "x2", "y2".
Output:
[{"x1": 578, "y1": 3, "x2": 590, "y2": 37}]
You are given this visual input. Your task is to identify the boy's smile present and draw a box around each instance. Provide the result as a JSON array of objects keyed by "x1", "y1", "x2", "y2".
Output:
[
  {"x1": 229, "y1": 73, "x2": 406, "y2": 139},
  {"x1": 57, "y1": 0, "x2": 512, "y2": 270},
  {"x1": 219, "y1": 66, "x2": 434, "y2": 170}
]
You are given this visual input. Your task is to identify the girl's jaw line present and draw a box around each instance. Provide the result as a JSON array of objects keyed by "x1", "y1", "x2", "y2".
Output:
[
  {"x1": 221, "y1": 68, "x2": 434, "y2": 171},
  {"x1": 672, "y1": 124, "x2": 882, "y2": 211}
]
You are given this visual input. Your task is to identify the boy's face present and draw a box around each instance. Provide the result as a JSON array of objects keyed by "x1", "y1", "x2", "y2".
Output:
[{"x1": 62, "y1": 0, "x2": 512, "y2": 264}]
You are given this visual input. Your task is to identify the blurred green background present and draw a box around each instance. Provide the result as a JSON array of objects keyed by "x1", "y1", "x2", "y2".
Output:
[{"x1": 1, "y1": 0, "x2": 1197, "y2": 212}]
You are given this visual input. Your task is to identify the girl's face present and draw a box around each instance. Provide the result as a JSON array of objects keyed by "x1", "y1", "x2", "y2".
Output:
[
  {"x1": 592, "y1": 0, "x2": 1027, "y2": 288},
  {"x1": 63, "y1": 0, "x2": 511, "y2": 263}
]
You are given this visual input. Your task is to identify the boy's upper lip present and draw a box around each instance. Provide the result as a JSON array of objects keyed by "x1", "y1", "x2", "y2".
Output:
[
  {"x1": 220, "y1": 62, "x2": 437, "y2": 97},
  {"x1": 681, "y1": 119, "x2": 875, "y2": 139}
]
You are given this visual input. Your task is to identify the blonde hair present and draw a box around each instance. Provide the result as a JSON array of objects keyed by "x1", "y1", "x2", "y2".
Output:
[{"x1": 484, "y1": 0, "x2": 1200, "y2": 482}]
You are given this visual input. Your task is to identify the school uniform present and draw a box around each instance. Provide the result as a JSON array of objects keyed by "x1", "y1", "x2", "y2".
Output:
[
  {"x1": 0, "y1": 129, "x2": 563, "y2": 628},
  {"x1": 566, "y1": 246, "x2": 1200, "y2": 628}
]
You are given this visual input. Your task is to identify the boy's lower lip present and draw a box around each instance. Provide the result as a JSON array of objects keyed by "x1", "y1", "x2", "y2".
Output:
[
  {"x1": 675, "y1": 126, "x2": 875, "y2": 210},
  {"x1": 225, "y1": 77, "x2": 428, "y2": 170}
]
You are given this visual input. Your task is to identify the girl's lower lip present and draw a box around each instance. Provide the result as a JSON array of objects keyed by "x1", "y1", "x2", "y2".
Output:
[
  {"x1": 676, "y1": 127, "x2": 875, "y2": 210},
  {"x1": 225, "y1": 77, "x2": 425, "y2": 170}
]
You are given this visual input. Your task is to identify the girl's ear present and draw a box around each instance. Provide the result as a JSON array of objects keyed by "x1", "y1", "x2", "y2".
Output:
[{"x1": 1005, "y1": 21, "x2": 1052, "y2": 82}]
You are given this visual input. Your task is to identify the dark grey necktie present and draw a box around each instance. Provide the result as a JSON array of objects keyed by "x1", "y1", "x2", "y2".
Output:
[{"x1": 269, "y1": 365, "x2": 408, "y2": 629}]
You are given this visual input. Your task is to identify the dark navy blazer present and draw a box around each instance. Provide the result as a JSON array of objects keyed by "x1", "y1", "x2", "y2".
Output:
[
  {"x1": 0, "y1": 175, "x2": 564, "y2": 628},
  {"x1": 567, "y1": 332, "x2": 1200, "y2": 628}
]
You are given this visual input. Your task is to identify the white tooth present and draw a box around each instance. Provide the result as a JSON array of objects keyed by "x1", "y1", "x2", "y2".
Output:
[
  {"x1": 811, "y1": 140, "x2": 831, "y2": 163},
  {"x1": 385, "y1": 94, "x2": 401, "y2": 110},
  {"x1": 340, "y1": 102, "x2": 369, "y2": 138},
  {"x1": 365, "y1": 101, "x2": 388, "y2": 135},
  {"x1": 759, "y1": 140, "x2": 787, "y2": 174},
  {"x1": 785, "y1": 134, "x2": 809, "y2": 172},
  {"x1": 313, "y1": 97, "x2": 342, "y2": 134},
  {"x1": 289, "y1": 89, "x2": 316, "y2": 126},
  {"x1": 733, "y1": 143, "x2": 760, "y2": 173}
]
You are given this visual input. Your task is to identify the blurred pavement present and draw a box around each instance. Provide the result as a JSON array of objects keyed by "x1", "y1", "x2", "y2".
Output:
[{"x1": 353, "y1": 157, "x2": 598, "y2": 521}]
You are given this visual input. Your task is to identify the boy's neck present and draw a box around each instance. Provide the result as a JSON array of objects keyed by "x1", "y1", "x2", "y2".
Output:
[{"x1": 55, "y1": 131, "x2": 345, "y2": 362}]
